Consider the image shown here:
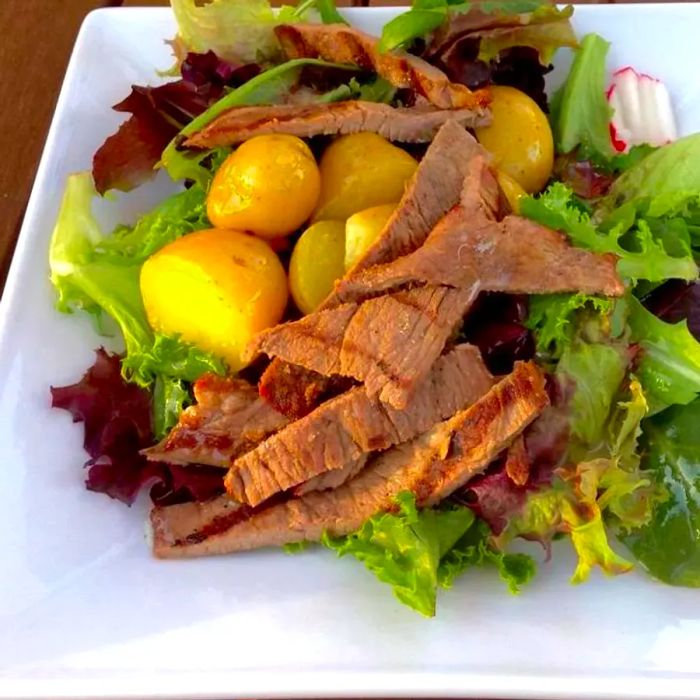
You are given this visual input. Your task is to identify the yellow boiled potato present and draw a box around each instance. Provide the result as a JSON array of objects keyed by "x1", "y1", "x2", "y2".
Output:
[
  {"x1": 496, "y1": 170, "x2": 527, "y2": 214},
  {"x1": 289, "y1": 220, "x2": 346, "y2": 314},
  {"x1": 207, "y1": 134, "x2": 321, "y2": 238},
  {"x1": 314, "y1": 133, "x2": 417, "y2": 221},
  {"x1": 475, "y1": 85, "x2": 554, "y2": 194},
  {"x1": 344, "y1": 203, "x2": 397, "y2": 271},
  {"x1": 140, "y1": 228, "x2": 288, "y2": 371}
]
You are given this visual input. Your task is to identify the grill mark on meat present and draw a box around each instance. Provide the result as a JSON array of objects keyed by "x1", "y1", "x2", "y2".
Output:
[
  {"x1": 247, "y1": 285, "x2": 478, "y2": 410},
  {"x1": 336, "y1": 156, "x2": 625, "y2": 301},
  {"x1": 184, "y1": 101, "x2": 490, "y2": 150},
  {"x1": 225, "y1": 344, "x2": 493, "y2": 506},
  {"x1": 258, "y1": 123, "x2": 487, "y2": 419},
  {"x1": 142, "y1": 374, "x2": 289, "y2": 467},
  {"x1": 274, "y1": 24, "x2": 490, "y2": 111},
  {"x1": 151, "y1": 361, "x2": 547, "y2": 558}
]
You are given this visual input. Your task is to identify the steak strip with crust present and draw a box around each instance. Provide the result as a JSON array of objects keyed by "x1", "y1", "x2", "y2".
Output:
[
  {"x1": 260, "y1": 123, "x2": 491, "y2": 419},
  {"x1": 335, "y1": 155, "x2": 625, "y2": 302},
  {"x1": 184, "y1": 101, "x2": 490, "y2": 149},
  {"x1": 151, "y1": 361, "x2": 547, "y2": 558},
  {"x1": 274, "y1": 23, "x2": 491, "y2": 111},
  {"x1": 247, "y1": 284, "x2": 479, "y2": 410},
  {"x1": 142, "y1": 375, "x2": 288, "y2": 468},
  {"x1": 226, "y1": 343, "x2": 493, "y2": 506}
]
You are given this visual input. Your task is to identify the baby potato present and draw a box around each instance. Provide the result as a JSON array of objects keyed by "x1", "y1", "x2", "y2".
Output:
[
  {"x1": 496, "y1": 170, "x2": 527, "y2": 214},
  {"x1": 289, "y1": 220, "x2": 346, "y2": 314},
  {"x1": 140, "y1": 228, "x2": 288, "y2": 371},
  {"x1": 475, "y1": 85, "x2": 554, "y2": 194},
  {"x1": 314, "y1": 133, "x2": 417, "y2": 221},
  {"x1": 344, "y1": 203, "x2": 397, "y2": 271},
  {"x1": 207, "y1": 134, "x2": 321, "y2": 239}
]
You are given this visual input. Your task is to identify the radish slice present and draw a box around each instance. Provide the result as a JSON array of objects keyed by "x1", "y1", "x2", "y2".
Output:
[{"x1": 607, "y1": 67, "x2": 677, "y2": 153}]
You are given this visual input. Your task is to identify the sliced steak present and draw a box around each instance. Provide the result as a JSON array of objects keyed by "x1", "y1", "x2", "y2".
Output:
[
  {"x1": 337, "y1": 156, "x2": 625, "y2": 300},
  {"x1": 274, "y1": 23, "x2": 491, "y2": 111},
  {"x1": 185, "y1": 101, "x2": 490, "y2": 149},
  {"x1": 225, "y1": 343, "x2": 493, "y2": 506},
  {"x1": 258, "y1": 123, "x2": 490, "y2": 419},
  {"x1": 294, "y1": 454, "x2": 369, "y2": 496},
  {"x1": 142, "y1": 374, "x2": 289, "y2": 468},
  {"x1": 248, "y1": 284, "x2": 478, "y2": 410},
  {"x1": 151, "y1": 361, "x2": 547, "y2": 558}
]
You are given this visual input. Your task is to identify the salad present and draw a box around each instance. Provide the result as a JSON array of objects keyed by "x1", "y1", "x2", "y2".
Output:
[{"x1": 48, "y1": 0, "x2": 700, "y2": 617}]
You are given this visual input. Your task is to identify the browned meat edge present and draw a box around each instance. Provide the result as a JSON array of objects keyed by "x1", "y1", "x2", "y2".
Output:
[
  {"x1": 225, "y1": 343, "x2": 493, "y2": 506},
  {"x1": 184, "y1": 101, "x2": 490, "y2": 149},
  {"x1": 151, "y1": 360, "x2": 547, "y2": 558},
  {"x1": 274, "y1": 23, "x2": 491, "y2": 111}
]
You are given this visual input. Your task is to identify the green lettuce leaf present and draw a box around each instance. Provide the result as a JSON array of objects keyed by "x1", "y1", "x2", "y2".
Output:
[
  {"x1": 379, "y1": 1, "x2": 574, "y2": 57},
  {"x1": 171, "y1": 0, "x2": 280, "y2": 65},
  {"x1": 622, "y1": 399, "x2": 700, "y2": 586},
  {"x1": 501, "y1": 378, "x2": 658, "y2": 583},
  {"x1": 319, "y1": 76, "x2": 397, "y2": 104},
  {"x1": 323, "y1": 492, "x2": 534, "y2": 616},
  {"x1": 557, "y1": 341, "x2": 628, "y2": 447},
  {"x1": 600, "y1": 134, "x2": 700, "y2": 215},
  {"x1": 526, "y1": 293, "x2": 613, "y2": 359},
  {"x1": 625, "y1": 294, "x2": 700, "y2": 409},
  {"x1": 521, "y1": 183, "x2": 698, "y2": 283},
  {"x1": 439, "y1": 520, "x2": 536, "y2": 593},
  {"x1": 550, "y1": 32, "x2": 614, "y2": 159},
  {"x1": 160, "y1": 58, "x2": 359, "y2": 186},
  {"x1": 49, "y1": 172, "x2": 226, "y2": 436}
]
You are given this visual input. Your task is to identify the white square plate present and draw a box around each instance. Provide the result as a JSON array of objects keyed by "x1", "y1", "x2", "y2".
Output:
[{"x1": 2, "y1": 5, "x2": 700, "y2": 699}]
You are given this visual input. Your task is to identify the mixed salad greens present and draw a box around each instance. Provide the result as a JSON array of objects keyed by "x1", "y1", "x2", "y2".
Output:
[{"x1": 49, "y1": 0, "x2": 700, "y2": 615}]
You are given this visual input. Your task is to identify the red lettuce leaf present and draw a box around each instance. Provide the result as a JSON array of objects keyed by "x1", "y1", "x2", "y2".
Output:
[
  {"x1": 51, "y1": 348, "x2": 224, "y2": 506},
  {"x1": 92, "y1": 51, "x2": 260, "y2": 195},
  {"x1": 643, "y1": 280, "x2": 700, "y2": 341},
  {"x1": 459, "y1": 292, "x2": 535, "y2": 375}
]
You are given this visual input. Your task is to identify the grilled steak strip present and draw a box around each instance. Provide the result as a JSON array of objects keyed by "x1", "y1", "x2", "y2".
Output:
[
  {"x1": 247, "y1": 285, "x2": 478, "y2": 410},
  {"x1": 142, "y1": 374, "x2": 288, "y2": 468},
  {"x1": 259, "y1": 123, "x2": 490, "y2": 418},
  {"x1": 294, "y1": 454, "x2": 369, "y2": 496},
  {"x1": 184, "y1": 101, "x2": 490, "y2": 150},
  {"x1": 151, "y1": 361, "x2": 547, "y2": 558},
  {"x1": 336, "y1": 156, "x2": 625, "y2": 301},
  {"x1": 274, "y1": 23, "x2": 491, "y2": 111},
  {"x1": 225, "y1": 344, "x2": 493, "y2": 506}
]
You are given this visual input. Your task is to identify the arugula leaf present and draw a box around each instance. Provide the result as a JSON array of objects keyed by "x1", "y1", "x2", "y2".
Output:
[
  {"x1": 557, "y1": 341, "x2": 628, "y2": 447},
  {"x1": 160, "y1": 58, "x2": 359, "y2": 185},
  {"x1": 521, "y1": 183, "x2": 698, "y2": 283},
  {"x1": 551, "y1": 33, "x2": 614, "y2": 159},
  {"x1": 323, "y1": 492, "x2": 534, "y2": 616},
  {"x1": 622, "y1": 399, "x2": 700, "y2": 586},
  {"x1": 379, "y1": 9, "x2": 447, "y2": 52},
  {"x1": 319, "y1": 76, "x2": 397, "y2": 104},
  {"x1": 626, "y1": 295, "x2": 700, "y2": 410}
]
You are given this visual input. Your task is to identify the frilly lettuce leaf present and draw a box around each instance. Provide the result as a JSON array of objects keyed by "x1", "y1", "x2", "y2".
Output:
[
  {"x1": 323, "y1": 492, "x2": 535, "y2": 616},
  {"x1": 521, "y1": 182, "x2": 698, "y2": 283},
  {"x1": 526, "y1": 293, "x2": 614, "y2": 359},
  {"x1": 622, "y1": 398, "x2": 700, "y2": 587},
  {"x1": 48, "y1": 172, "x2": 225, "y2": 437}
]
